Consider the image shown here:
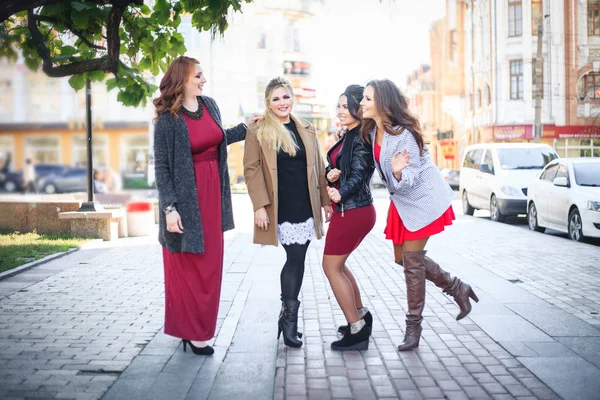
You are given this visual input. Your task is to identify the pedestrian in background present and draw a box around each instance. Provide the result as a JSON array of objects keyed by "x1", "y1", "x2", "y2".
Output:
[
  {"x1": 323, "y1": 84, "x2": 376, "y2": 351},
  {"x1": 360, "y1": 79, "x2": 479, "y2": 351},
  {"x1": 243, "y1": 76, "x2": 332, "y2": 348},
  {"x1": 153, "y1": 56, "x2": 261, "y2": 356},
  {"x1": 22, "y1": 158, "x2": 37, "y2": 194}
]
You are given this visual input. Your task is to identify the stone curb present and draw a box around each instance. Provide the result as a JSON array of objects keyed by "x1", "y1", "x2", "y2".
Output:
[{"x1": 0, "y1": 247, "x2": 79, "y2": 281}]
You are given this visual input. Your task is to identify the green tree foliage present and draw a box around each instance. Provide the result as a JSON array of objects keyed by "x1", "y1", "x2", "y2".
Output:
[{"x1": 0, "y1": 0, "x2": 252, "y2": 107}]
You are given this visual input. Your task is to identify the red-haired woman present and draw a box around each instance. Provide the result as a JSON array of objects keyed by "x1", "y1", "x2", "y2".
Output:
[
  {"x1": 153, "y1": 56, "x2": 261, "y2": 355},
  {"x1": 360, "y1": 79, "x2": 478, "y2": 351}
]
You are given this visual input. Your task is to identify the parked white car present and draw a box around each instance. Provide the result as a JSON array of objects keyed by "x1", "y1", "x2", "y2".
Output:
[
  {"x1": 527, "y1": 157, "x2": 600, "y2": 241},
  {"x1": 460, "y1": 143, "x2": 559, "y2": 222}
]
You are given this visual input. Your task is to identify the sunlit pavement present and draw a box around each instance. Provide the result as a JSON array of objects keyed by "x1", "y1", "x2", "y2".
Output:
[{"x1": 1, "y1": 190, "x2": 599, "y2": 399}]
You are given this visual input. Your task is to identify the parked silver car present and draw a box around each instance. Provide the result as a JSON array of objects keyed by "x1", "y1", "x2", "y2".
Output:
[{"x1": 38, "y1": 168, "x2": 87, "y2": 194}]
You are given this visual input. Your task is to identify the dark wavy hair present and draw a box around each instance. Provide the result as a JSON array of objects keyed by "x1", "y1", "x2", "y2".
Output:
[
  {"x1": 361, "y1": 79, "x2": 426, "y2": 156},
  {"x1": 340, "y1": 84, "x2": 364, "y2": 122}
]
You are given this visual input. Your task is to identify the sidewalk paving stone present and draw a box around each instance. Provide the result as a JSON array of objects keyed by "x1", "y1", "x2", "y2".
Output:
[{"x1": 0, "y1": 195, "x2": 598, "y2": 399}]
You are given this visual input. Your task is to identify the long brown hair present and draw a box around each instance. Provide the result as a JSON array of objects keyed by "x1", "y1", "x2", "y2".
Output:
[
  {"x1": 153, "y1": 56, "x2": 199, "y2": 122},
  {"x1": 361, "y1": 79, "x2": 426, "y2": 156}
]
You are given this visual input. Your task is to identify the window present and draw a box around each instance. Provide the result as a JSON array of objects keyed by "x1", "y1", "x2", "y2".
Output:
[
  {"x1": 554, "y1": 138, "x2": 600, "y2": 157},
  {"x1": 0, "y1": 136, "x2": 14, "y2": 172},
  {"x1": 449, "y1": 30, "x2": 457, "y2": 63},
  {"x1": 497, "y1": 147, "x2": 558, "y2": 170},
  {"x1": 257, "y1": 28, "x2": 267, "y2": 49},
  {"x1": 584, "y1": 73, "x2": 600, "y2": 100},
  {"x1": 532, "y1": 58, "x2": 544, "y2": 99},
  {"x1": 589, "y1": 1, "x2": 600, "y2": 36},
  {"x1": 25, "y1": 135, "x2": 60, "y2": 164},
  {"x1": 476, "y1": 89, "x2": 482, "y2": 109},
  {"x1": 510, "y1": 60, "x2": 524, "y2": 100},
  {"x1": 72, "y1": 134, "x2": 108, "y2": 168},
  {"x1": 573, "y1": 162, "x2": 600, "y2": 186},
  {"x1": 555, "y1": 164, "x2": 568, "y2": 180},
  {"x1": 532, "y1": 0, "x2": 543, "y2": 34},
  {"x1": 122, "y1": 133, "x2": 149, "y2": 174},
  {"x1": 509, "y1": 0, "x2": 523, "y2": 37},
  {"x1": 0, "y1": 79, "x2": 12, "y2": 114},
  {"x1": 540, "y1": 163, "x2": 558, "y2": 181},
  {"x1": 485, "y1": 85, "x2": 491, "y2": 106},
  {"x1": 482, "y1": 150, "x2": 494, "y2": 174},
  {"x1": 463, "y1": 149, "x2": 483, "y2": 169}
]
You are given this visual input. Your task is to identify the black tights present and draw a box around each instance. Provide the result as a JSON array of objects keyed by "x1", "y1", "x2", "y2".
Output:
[{"x1": 280, "y1": 241, "x2": 310, "y2": 300}]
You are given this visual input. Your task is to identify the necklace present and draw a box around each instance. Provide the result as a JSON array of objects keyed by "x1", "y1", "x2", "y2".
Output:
[{"x1": 181, "y1": 98, "x2": 204, "y2": 120}]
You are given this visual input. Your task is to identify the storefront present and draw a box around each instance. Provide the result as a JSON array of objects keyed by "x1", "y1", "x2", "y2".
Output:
[
  {"x1": 483, "y1": 124, "x2": 600, "y2": 157},
  {"x1": 544, "y1": 126, "x2": 600, "y2": 157},
  {"x1": 0, "y1": 123, "x2": 149, "y2": 173}
]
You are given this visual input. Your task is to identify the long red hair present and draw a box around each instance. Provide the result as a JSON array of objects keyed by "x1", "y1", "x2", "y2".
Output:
[{"x1": 153, "y1": 56, "x2": 199, "y2": 121}]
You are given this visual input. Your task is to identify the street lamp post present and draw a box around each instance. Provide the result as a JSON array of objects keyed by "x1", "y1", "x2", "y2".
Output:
[{"x1": 77, "y1": 78, "x2": 102, "y2": 212}]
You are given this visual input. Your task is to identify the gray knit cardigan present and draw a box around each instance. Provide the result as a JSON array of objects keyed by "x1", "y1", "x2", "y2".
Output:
[{"x1": 153, "y1": 96, "x2": 246, "y2": 254}]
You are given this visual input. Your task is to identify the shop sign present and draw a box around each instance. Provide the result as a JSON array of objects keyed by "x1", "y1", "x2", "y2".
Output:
[
  {"x1": 493, "y1": 125, "x2": 533, "y2": 140},
  {"x1": 439, "y1": 139, "x2": 456, "y2": 159}
]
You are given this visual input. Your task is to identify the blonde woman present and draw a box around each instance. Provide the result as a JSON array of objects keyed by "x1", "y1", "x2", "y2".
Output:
[{"x1": 244, "y1": 77, "x2": 332, "y2": 348}]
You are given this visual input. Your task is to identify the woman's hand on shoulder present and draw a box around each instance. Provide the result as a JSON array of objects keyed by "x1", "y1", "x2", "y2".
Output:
[{"x1": 247, "y1": 114, "x2": 263, "y2": 126}]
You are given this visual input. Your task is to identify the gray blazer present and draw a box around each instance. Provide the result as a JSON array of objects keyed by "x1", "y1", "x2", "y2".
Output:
[
  {"x1": 154, "y1": 96, "x2": 246, "y2": 254},
  {"x1": 370, "y1": 128, "x2": 453, "y2": 231}
]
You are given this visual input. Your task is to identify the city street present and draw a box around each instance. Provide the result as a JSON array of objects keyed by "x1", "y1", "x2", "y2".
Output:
[{"x1": 0, "y1": 190, "x2": 599, "y2": 400}]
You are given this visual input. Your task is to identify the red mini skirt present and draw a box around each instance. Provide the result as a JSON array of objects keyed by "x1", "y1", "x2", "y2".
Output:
[{"x1": 385, "y1": 202, "x2": 455, "y2": 245}]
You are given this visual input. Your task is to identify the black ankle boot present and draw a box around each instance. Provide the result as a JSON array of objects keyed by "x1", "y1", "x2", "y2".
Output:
[
  {"x1": 337, "y1": 311, "x2": 373, "y2": 335},
  {"x1": 279, "y1": 295, "x2": 302, "y2": 339},
  {"x1": 331, "y1": 320, "x2": 370, "y2": 351},
  {"x1": 278, "y1": 298, "x2": 303, "y2": 348}
]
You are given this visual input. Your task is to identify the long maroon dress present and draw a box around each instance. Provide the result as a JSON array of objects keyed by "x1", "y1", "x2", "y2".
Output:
[{"x1": 162, "y1": 108, "x2": 224, "y2": 341}]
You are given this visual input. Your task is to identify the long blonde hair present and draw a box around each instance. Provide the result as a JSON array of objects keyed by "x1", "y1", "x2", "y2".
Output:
[{"x1": 257, "y1": 77, "x2": 298, "y2": 156}]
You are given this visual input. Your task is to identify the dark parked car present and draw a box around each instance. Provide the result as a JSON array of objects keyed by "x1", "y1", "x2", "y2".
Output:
[
  {"x1": 439, "y1": 168, "x2": 460, "y2": 190},
  {"x1": 0, "y1": 164, "x2": 69, "y2": 193},
  {"x1": 38, "y1": 168, "x2": 87, "y2": 194}
]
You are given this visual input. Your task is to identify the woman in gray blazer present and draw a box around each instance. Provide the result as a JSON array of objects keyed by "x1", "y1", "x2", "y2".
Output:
[
  {"x1": 153, "y1": 56, "x2": 260, "y2": 356},
  {"x1": 359, "y1": 79, "x2": 479, "y2": 351}
]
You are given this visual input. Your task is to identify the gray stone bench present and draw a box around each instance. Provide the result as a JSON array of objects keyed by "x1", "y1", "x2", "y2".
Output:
[{"x1": 58, "y1": 209, "x2": 126, "y2": 241}]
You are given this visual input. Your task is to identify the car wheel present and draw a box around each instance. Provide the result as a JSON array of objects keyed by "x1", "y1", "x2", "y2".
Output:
[
  {"x1": 568, "y1": 209, "x2": 584, "y2": 242},
  {"x1": 3, "y1": 180, "x2": 17, "y2": 193},
  {"x1": 462, "y1": 191, "x2": 474, "y2": 216},
  {"x1": 490, "y1": 194, "x2": 506, "y2": 222},
  {"x1": 527, "y1": 202, "x2": 545, "y2": 233},
  {"x1": 43, "y1": 183, "x2": 57, "y2": 194}
]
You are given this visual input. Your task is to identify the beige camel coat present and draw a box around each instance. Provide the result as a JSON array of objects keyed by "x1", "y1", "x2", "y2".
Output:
[{"x1": 243, "y1": 115, "x2": 330, "y2": 246}]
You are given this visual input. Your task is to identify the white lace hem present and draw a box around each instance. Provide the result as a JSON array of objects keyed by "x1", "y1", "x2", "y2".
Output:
[{"x1": 277, "y1": 217, "x2": 315, "y2": 245}]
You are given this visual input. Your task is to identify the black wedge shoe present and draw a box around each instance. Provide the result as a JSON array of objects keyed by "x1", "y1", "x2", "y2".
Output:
[{"x1": 331, "y1": 321, "x2": 370, "y2": 351}]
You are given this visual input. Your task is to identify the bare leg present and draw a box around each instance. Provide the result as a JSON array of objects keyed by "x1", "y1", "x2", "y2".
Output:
[
  {"x1": 342, "y1": 265, "x2": 363, "y2": 309},
  {"x1": 323, "y1": 254, "x2": 360, "y2": 323}
]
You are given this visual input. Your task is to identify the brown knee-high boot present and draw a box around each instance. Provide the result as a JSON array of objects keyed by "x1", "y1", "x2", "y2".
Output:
[
  {"x1": 422, "y1": 252, "x2": 479, "y2": 321},
  {"x1": 397, "y1": 250, "x2": 427, "y2": 351},
  {"x1": 395, "y1": 253, "x2": 480, "y2": 321}
]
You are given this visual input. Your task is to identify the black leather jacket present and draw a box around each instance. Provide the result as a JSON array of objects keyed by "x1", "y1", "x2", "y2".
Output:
[{"x1": 325, "y1": 125, "x2": 374, "y2": 213}]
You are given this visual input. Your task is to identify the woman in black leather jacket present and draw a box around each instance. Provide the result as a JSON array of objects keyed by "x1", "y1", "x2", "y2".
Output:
[{"x1": 323, "y1": 84, "x2": 376, "y2": 351}]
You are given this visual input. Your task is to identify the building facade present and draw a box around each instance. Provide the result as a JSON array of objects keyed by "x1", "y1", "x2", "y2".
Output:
[{"x1": 0, "y1": 0, "x2": 332, "y2": 187}]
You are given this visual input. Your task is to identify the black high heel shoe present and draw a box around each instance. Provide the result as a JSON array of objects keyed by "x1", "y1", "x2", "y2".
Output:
[{"x1": 182, "y1": 339, "x2": 214, "y2": 356}]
